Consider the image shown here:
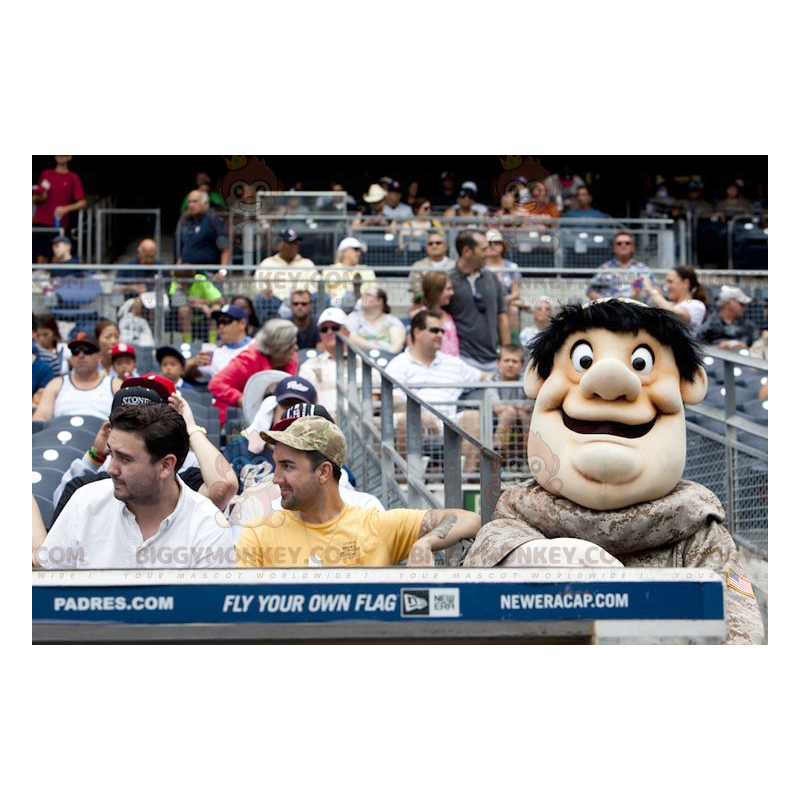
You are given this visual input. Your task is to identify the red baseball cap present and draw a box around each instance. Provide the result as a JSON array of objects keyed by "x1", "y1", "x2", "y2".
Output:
[
  {"x1": 121, "y1": 373, "x2": 175, "y2": 401},
  {"x1": 110, "y1": 342, "x2": 137, "y2": 361}
]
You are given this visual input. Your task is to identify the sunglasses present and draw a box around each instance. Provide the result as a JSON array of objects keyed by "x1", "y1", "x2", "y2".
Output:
[
  {"x1": 473, "y1": 292, "x2": 487, "y2": 313},
  {"x1": 319, "y1": 323, "x2": 341, "y2": 333},
  {"x1": 428, "y1": 240, "x2": 445, "y2": 246},
  {"x1": 217, "y1": 317, "x2": 236, "y2": 325},
  {"x1": 70, "y1": 346, "x2": 97, "y2": 356},
  {"x1": 615, "y1": 240, "x2": 633, "y2": 246},
  {"x1": 425, "y1": 326, "x2": 444, "y2": 334},
  {"x1": 292, "y1": 300, "x2": 311, "y2": 306}
]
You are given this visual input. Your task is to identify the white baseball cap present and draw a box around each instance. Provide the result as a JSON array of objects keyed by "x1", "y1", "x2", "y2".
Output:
[
  {"x1": 718, "y1": 285, "x2": 751, "y2": 305},
  {"x1": 318, "y1": 307, "x2": 348, "y2": 327},
  {"x1": 337, "y1": 237, "x2": 364, "y2": 252}
]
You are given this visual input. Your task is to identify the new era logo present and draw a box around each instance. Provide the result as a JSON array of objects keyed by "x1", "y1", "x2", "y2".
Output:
[{"x1": 401, "y1": 588, "x2": 460, "y2": 618}]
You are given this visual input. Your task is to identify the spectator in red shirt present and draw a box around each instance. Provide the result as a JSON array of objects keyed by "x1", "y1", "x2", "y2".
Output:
[{"x1": 33, "y1": 156, "x2": 87, "y2": 230}]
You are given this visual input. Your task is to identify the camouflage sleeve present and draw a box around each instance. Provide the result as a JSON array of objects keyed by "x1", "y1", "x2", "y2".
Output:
[
  {"x1": 462, "y1": 487, "x2": 547, "y2": 567},
  {"x1": 680, "y1": 523, "x2": 765, "y2": 645},
  {"x1": 461, "y1": 517, "x2": 548, "y2": 566}
]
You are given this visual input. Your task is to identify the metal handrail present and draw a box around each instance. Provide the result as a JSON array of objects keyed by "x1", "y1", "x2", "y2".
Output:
[{"x1": 333, "y1": 335, "x2": 502, "y2": 526}]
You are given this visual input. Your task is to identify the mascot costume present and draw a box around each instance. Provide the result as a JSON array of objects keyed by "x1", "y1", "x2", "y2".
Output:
[{"x1": 464, "y1": 299, "x2": 764, "y2": 644}]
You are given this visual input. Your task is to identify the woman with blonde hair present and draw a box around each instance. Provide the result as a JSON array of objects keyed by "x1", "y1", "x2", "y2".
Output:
[
  {"x1": 639, "y1": 265, "x2": 709, "y2": 335},
  {"x1": 420, "y1": 271, "x2": 460, "y2": 356}
]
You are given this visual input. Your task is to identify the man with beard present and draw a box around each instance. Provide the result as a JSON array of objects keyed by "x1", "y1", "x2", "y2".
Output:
[
  {"x1": 235, "y1": 416, "x2": 480, "y2": 567},
  {"x1": 34, "y1": 404, "x2": 232, "y2": 569}
]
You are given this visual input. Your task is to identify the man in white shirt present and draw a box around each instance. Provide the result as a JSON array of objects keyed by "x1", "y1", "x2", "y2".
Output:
[
  {"x1": 34, "y1": 404, "x2": 233, "y2": 569},
  {"x1": 253, "y1": 228, "x2": 319, "y2": 301},
  {"x1": 385, "y1": 309, "x2": 491, "y2": 473}
]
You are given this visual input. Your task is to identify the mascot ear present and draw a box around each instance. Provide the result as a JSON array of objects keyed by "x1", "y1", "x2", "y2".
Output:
[
  {"x1": 524, "y1": 360, "x2": 545, "y2": 399},
  {"x1": 681, "y1": 366, "x2": 708, "y2": 405}
]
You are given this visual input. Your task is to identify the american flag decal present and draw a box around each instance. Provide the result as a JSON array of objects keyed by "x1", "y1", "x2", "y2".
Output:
[{"x1": 728, "y1": 568, "x2": 755, "y2": 598}]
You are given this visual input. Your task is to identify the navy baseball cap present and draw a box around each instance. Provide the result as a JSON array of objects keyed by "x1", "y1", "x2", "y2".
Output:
[
  {"x1": 275, "y1": 376, "x2": 317, "y2": 406},
  {"x1": 156, "y1": 345, "x2": 186, "y2": 366},
  {"x1": 52, "y1": 235, "x2": 71, "y2": 244},
  {"x1": 277, "y1": 228, "x2": 302, "y2": 243},
  {"x1": 211, "y1": 303, "x2": 247, "y2": 322}
]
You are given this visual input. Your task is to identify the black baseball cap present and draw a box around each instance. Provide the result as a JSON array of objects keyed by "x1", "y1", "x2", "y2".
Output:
[{"x1": 156, "y1": 345, "x2": 186, "y2": 366}]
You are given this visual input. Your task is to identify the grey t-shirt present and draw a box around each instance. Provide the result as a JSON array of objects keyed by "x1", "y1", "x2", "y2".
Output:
[{"x1": 445, "y1": 267, "x2": 507, "y2": 363}]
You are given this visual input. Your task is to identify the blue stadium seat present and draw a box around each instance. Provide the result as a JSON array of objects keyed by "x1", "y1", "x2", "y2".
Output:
[
  {"x1": 741, "y1": 398, "x2": 768, "y2": 425},
  {"x1": 41, "y1": 414, "x2": 103, "y2": 434},
  {"x1": 33, "y1": 426, "x2": 96, "y2": 452},
  {"x1": 32, "y1": 445, "x2": 84, "y2": 471},
  {"x1": 52, "y1": 276, "x2": 103, "y2": 329},
  {"x1": 32, "y1": 467, "x2": 68, "y2": 503},
  {"x1": 702, "y1": 386, "x2": 727, "y2": 409}
]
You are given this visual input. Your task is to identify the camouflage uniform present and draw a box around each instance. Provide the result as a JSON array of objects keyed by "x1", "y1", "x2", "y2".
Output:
[{"x1": 464, "y1": 479, "x2": 764, "y2": 645}]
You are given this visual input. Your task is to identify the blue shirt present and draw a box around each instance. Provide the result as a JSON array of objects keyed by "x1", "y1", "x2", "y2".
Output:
[{"x1": 178, "y1": 212, "x2": 224, "y2": 265}]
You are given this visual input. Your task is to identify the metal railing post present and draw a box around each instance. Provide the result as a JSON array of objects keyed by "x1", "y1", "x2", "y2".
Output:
[
  {"x1": 677, "y1": 218, "x2": 687, "y2": 265},
  {"x1": 380, "y1": 375, "x2": 394, "y2": 504},
  {"x1": 406, "y1": 397, "x2": 424, "y2": 508},
  {"x1": 76, "y1": 209, "x2": 84, "y2": 262},
  {"x1": 154, "y1": 269, "x2": 166, "y2": 345},
  {"x1": 95, "y1": 209, "x2": 103, "y2": 266}
]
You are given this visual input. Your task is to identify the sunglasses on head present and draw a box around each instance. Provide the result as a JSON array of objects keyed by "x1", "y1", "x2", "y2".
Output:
[{"x1": 319, "y1": 323, "x2": 341, "y2": 333}]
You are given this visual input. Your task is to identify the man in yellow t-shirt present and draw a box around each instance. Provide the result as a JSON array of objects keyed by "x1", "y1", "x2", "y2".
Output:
[{"x1": 235, "y1": 416, "x2": 480, "y2": 567}]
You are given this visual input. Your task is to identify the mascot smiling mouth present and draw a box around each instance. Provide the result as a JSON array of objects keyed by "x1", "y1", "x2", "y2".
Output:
[{"x1": 562, "y1": 409, "x2": 657, "y2": 439}]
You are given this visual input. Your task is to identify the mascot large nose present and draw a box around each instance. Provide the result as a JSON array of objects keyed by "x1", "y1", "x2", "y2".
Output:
[{"x1": 579, "y1": 358, "x2": 641, "y2": 402}]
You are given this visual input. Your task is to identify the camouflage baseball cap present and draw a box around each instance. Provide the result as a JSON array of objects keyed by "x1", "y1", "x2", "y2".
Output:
[{"x1": 261, "y1": 416, "x2": 346, "y2": 469}]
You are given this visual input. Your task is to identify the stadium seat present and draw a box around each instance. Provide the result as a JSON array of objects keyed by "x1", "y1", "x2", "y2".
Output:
[
  {"x1": 33, "y1": 426, "x2": 96, "y2": 452},
  {"x1": 734, "y1": 384, "x2": 764, "y2": 411},
  {"x1": 41, "y1": 414, "x2": 103, "y2": 434},
  {"x1": 741, "y1": 398, "x2": 768, "y2": 425},
  {"x1": 32, "y1": 467, "x2": 68, "y2": 502},
  {"x1": 52, "y1": 276, "x2": 103, "y2": 331},
  {"x1": 32, "y1": 445, "x2": 84, "y2": 471},
  {"x1": 702, "y1": 386, "x2": 727, "y2": 409}
]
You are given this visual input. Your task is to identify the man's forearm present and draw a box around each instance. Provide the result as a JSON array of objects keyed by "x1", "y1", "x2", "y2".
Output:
[
  {"x1": 418, "y1": 508, "x2": 480, "y2": 550},
  {"x1": 191, "y1": 434, "x2": 238, "y2": 510}
]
